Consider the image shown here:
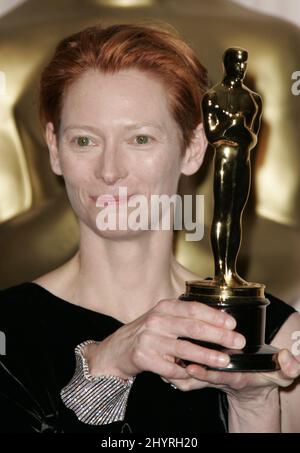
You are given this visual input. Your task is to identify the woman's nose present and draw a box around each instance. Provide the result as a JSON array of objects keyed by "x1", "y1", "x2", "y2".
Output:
[{"x1": 96, "y1": 144, "x2": 128, "y2": 185}]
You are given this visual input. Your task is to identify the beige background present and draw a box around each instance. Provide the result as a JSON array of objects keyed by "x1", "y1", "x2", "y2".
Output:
[{"x1": 1, "y1": 0, "x2": 300, "y2": 25}]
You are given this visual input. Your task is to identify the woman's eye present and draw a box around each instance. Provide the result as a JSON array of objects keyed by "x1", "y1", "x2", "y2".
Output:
[
  {"x1": 134, "y1": 135, "x2": 152, "y2": 145},
  {"x1": 74, "y1": 136, "x2": 93, "y2": 147}
]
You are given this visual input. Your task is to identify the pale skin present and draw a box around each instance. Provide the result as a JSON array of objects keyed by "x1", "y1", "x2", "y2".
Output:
[{"x1": 36, "y1": 68, "x2": 300, "y2": 433}]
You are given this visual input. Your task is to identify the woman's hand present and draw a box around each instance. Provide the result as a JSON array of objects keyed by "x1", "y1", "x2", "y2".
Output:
[
  {"x1": 179, "y1": 350, "x2": 300, "y2": 433},
  {"x1": 183, "y1": 348, "x2": 300, "y2": 397},
  {"x1": 84, "y1": 297, "x2": 300, "y2": 397},
  {"x1": 84, "y1": 298, "x2": 245, "y2": 382},
  {"x1": 173, "y1": 344, "x2": 300, "y2": 432}
]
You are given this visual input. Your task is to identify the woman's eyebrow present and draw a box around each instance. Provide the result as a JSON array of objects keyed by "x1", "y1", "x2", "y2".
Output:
[
  {"x1": 62, "y1": 125, "x2": 101, "y2": 134},
  {"x1": 62, "y1": 123, "x2": 165, "y2": 134},
  {"x1": 125, "y1": 123, "x2": 165, "y2": 132}
]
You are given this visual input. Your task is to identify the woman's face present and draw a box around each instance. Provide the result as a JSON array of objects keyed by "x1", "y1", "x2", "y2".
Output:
[{"x1": 46, "y1": 68, "x2": 203, "y2": 237}]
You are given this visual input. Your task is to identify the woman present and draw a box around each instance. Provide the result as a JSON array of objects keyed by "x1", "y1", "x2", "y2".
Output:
[{"x1": 0, "y1": 23, "x2": 299, "y2": 433}]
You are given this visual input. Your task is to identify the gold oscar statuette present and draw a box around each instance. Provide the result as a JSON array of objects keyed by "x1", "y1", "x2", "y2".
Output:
[{"x1": 179, "y1": 47, "x2": 279, "y2": 371}]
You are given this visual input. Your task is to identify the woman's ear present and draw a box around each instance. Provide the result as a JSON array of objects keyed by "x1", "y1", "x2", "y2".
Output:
[
  {"x1": 45, "y1": 122, "x2": 62, "y2": 176},
  {"x1": 181, "y1": 123, "x2": 208, "y2": 176}
]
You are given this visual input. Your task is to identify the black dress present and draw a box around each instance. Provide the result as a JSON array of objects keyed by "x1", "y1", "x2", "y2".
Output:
[{"x1": 0, "y1": 282, "x2": 295, "y2": 433}]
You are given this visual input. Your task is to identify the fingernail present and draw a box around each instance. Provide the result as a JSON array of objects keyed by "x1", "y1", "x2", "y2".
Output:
[
  {"x1": 225, "y1": 317, "x2": 236, "y2": 329},
  {"x1": 234, "y1": 335, "x2": 245, "y2": 349},
  {"x1": 218, "y1": 354, "x2": 229, "y2": 365},
  {"x1": 281, "y1": 349, "x2": 292, "y2": 366}
]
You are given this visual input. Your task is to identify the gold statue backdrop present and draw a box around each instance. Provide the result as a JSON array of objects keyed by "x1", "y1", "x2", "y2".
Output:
[{"x1": 0, "y1": 0, "x2": 300, "y2": 308}]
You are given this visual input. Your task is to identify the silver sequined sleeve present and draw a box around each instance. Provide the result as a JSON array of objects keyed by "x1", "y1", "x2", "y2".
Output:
[{"x1": 60, "y1": 340, "x2": 136, "y2": 425}]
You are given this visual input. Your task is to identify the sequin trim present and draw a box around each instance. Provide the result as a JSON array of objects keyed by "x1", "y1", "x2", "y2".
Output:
[{"x1": 60, "y1": 340, "x2": 135, "y2": 425}]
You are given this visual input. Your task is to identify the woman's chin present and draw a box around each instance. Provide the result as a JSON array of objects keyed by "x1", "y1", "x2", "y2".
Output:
[{"x1": 92, "y1": 224, "x2": 150, "y2": 240}]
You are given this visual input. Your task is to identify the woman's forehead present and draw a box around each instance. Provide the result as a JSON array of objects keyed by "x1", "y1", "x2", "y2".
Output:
[
  {"x1": 60, "y1": 68, "x2": 175, "y2": 128},
  {"x1": 64, "y1": 68, "x2": 167, "y2": 98}
]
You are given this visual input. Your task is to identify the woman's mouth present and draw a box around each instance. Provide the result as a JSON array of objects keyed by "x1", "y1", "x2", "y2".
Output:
[{"x1": 91, "y1": 194, "x2": 134, "y2": 206}]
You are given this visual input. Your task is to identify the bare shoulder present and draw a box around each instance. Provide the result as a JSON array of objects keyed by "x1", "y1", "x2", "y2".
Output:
[
  {"x1": 33, "y1": 267, "x2": 60, "y2": 288},
  {"x1": 33, "y1": 254, "x2": 78, "y2": 300},
  {"x1": 271, "y1": 311, "x2": 300, "y2": 356},
  {"x1": 271, "y1": 310, "x2": 300, "y2": 432},
  {"x1": 34, "y1": 266, "x2": 65, "y2": 292}
]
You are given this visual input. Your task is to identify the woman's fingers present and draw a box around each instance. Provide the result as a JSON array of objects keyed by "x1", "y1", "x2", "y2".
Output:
[
  {"x1": 154, "y1": 299, "x2": 237, "y2": 330},
  {"x1": 140, "y1": 350, "x2": 190, "y2": 380},
  {"x1": 104, "y1": 298, "x2": 244, "y2": 383},
  {"x1": 185, "y1": 363, "x2": 245, "y2": 387},
  {"x1": 173, "y1": 337, "x2": 231, "y2": 368},
  {"x1": 161, "y1": 375, "x2": 208, "y2": 392},
  {"x1": 176, "y1": 316, "x2": 244, "y2": 350},
  {"x1": 146, "y1": 333, "x2": 230, "y2": 370},
  {"x1": 277, "y1": 349, "x2": 300, "y2": 380},
  {"x1": 260, "y1": 350, "x2": 300, "y2": 388},
  {"x1": 134, "y1": 299, "x2": 246, "y2": 375},
  {"x1": 183, "y1": 349, "x2": 300, "y2": 391},
  {"x1": 144, "y1": 311, "x2": 245, "y2": 351},
  {"x1": 162, "y1": 367, "x2": 245, "y2": 392}
]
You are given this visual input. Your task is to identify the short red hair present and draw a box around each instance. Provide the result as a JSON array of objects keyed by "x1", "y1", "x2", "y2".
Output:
[{"x1": 39, "y1": 23, "x2": 208, "y2": 149}]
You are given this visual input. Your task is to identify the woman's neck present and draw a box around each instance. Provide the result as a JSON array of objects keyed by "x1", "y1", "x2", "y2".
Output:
[{"x1": 67, "y1": 223, "x2": 186, "y2": 322}]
